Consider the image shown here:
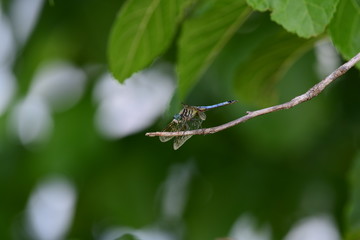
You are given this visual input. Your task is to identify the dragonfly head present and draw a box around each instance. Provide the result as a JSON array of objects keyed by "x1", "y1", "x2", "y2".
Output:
[{"x1": 173, "y1": 113, "x2": 181, "y2": 121}]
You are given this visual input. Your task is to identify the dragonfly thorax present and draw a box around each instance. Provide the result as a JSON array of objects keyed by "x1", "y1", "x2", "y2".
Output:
[{"x1": 178, "y1": 106, "x2": 198, "y2": 121}]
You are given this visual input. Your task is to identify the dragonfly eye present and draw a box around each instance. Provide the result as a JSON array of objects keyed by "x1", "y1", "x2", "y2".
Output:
[{"x1": 173, "y1": 114, "x2": 181, "y2": 120}]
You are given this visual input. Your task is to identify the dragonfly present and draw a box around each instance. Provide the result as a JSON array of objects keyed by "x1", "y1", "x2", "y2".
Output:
[{"x1": 160, "y1": 100, "x2": 237, "y2": 150}]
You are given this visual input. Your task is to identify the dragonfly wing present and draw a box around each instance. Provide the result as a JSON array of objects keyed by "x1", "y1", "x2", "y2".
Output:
[
  {"x1": 187, "y1": 115, "x2": 203, "y2": 130},
  {"x1": 173, "y1": 134, "x2": 192, "y2": 150},
  {"x1": 173, "y1": 124, "x2": 192, "y2": 150},
  {"x1": 173, "y1": 116, "x2": 203, "y2": 150},
  {"x1": 198, "y1": 111, "x2": 206, "y2": 121},
  {"x1": 159, "y1": 121, "x2": 178, "y2": 142}
]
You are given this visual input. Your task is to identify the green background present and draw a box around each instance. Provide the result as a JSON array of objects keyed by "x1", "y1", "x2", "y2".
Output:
[{"x1": 1, "y1": 0, "x2": 360, "y2": 239}]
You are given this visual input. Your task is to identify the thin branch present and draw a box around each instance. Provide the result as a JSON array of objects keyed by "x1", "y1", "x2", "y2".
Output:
[{"x1": 146, "y1": 52, "x2": 360, "y2": 138}]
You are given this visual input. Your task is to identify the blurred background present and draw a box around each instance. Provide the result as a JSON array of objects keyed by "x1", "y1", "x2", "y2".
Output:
[{"x1": 1, "y1": 0, "x2": 359, "y2": 239}]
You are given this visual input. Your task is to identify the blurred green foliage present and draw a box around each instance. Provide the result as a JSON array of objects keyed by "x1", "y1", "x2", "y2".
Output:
[{"x1": 1, "y1": 0, "x2": 360, "y2": 240}]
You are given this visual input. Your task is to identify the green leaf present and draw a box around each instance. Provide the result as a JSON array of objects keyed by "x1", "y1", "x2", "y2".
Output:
[
  {"x1": 246, "y1": 0, "x2": 269, "y2": 11},
  {"x1": 177, "y1": 0, "x2": 251, "y2": 99},
  {"x1": 246, "y1": 0, "x2": 339, "y2": 38},
  {"x1": 108, "y1": 0, "x2": 187, "y2": 82},
  {"x1": 346, "y1": 153, "x2": 360, "y2": 240},
  {"x1": 329, "y1": 0, "x2": 360, "y2": 68},
  {"x1": 234, "y1": 26, "x2": 315, "y2": 106}
]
